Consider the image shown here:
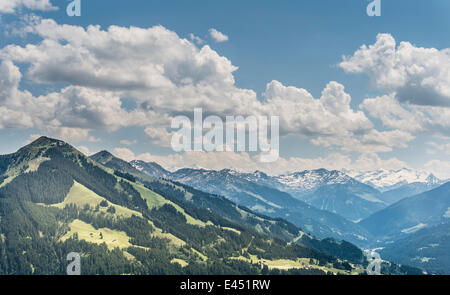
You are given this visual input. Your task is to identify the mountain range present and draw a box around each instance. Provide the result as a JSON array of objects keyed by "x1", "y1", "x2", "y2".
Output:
[
  {"x1": 346, "y1": 168, "x2": 443, "y2": 192},
  {"x1": 0, "y1": 136, "x2": 384, "y2": 275},
  {"x1": 131, "y1": 162, "x2": 378, "y2": 245},
  {"x1": 359, "y1": 182, "x2": 450, "y2": 239},
  {"x1": 1, "y1": 136, "x2": 445, "y2": 274},
  {"x1": 130, "y1": 159, "x2": 450, "y2": 274},
  {"x1": 358, "y1": 181, "x2": 450, "y2": 274},
  {"x1": 380, "y1": 222, "x2": 450, "y2": 274}
]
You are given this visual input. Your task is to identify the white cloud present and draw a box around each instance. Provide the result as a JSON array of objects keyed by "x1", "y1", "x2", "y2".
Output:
[
  {"x1": 77, "y1": 145, "x2": 93, "y2": 156},
  {"x1": 112, "y1": 147, "x2": 138, "y2": 162},
  {"x1": 427, "y1": 142, "x2": 450, "y2": 156},
  {"x1": 0, "y1": 60, "x2": 34, "y2": 128},
  {"x1": 0, "y1": 19, "x2": 392, "y2": 152},
  {"x1": 361, "y1": 94, "x2": 450, "y2": 137},
  {"x1": 311, "y1": 129, "x2": 414, "y2": 153},
  {"x1": 0, "y1": 0, "x2": 57, "y2": 14},
  {"x1": 261, "y1": 80, "x2": 406, "y2": 153},
  {"x1": 340, "y1": 33, "x2": 450, "y2": 107},
  {"x1": 353, "y1": 153, "x2": 409, "y2": 171},
  {"x1": 360, "y1": 94, "x2": 425, "y2": 133},
  {"x1": 120, "y1": 139, "x2": 137, "y2": 146},
  {"x1": 424, "y1": 160, "x2": 450, "y2": 180},
  {"x1": 189, "y1": 33, "x2": 204, "y2": 45},
  {"x1": 1, "y1": 19, "x2": 446, "y2": 175},
  {"x1": 209, "y1": 28, "x2": 228, "y2": 43},
  {"x1": 262, "y1": 80, "x2": 372, "y2": 136}
]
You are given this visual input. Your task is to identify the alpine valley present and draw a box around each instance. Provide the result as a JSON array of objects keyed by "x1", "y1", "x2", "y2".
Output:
[
  {"x1": 132, "y1": 159, "x2": 450, "y2": 274},
  {"x1": 0, "y1": 137, "x2": 446, "y2": 275}
]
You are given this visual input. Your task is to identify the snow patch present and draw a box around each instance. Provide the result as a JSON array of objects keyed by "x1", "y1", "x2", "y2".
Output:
[
  {"x1": 401, "y1": 223, "x2": 427, "y2": 234},
  {"x1": 346, "y1": 168, "x2": 440, "y2": 191}
]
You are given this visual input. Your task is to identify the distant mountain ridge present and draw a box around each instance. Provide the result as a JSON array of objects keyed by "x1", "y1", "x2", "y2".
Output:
[
  {"x1": 345, "y1": 168, "x2": 442, "y2": 192},
  {"x1": 128, "y1": 160, "x2": 450, "y2": 250},
  {"x1": 131, "y1": 161, "x2": 388, "y2": 221},
  {"x1": 131, "y1": 161, "x2": 376, "y2": 246},
  {"x1": 359, "y1": 181, "x2": 450, "y2": 239},
  {"x1": 265, "y1": 169, "x2": 386, "y2": 222},
  {"x1": 380, "y1": 181, "x2": 444, "y2": 205}
]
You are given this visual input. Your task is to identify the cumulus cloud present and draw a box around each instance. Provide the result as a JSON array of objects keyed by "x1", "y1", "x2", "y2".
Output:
[
  {"x1": 120, "y1": 139, "x2": 137, "y2": 146},
  {"x1": 0, "y1": 60, "x2": 34, "y2": 128},
  {"x1": 209, "y1": 28, "x2": 228, "y2": 43},
  {"x1": 427, "y1": 142, "x2": 450, "y2": 156},
  {"x1": 424, "y1": 160, "x2": 450, "y2": 180},
  {"x1": 1, "y1": 19, "x2": 252, "y2": 115},
  {"x1": 262, "y1": 80, "x2": 372, "y2": 136},
  {"x1": 0, "y1": 0, "x2": 57, "y2": 13},
  {"x1": 2, "y1": 19, "x2": 446, "y2": 176},
  {"x1": 340, "y1": 33, "x2": 450, "y2": 107},
  {"x1": 76, "y1": 145, "x2": 93, "y2": 156},
  {"x1": 353, "y1": 153, "x2": 409, "y2": 171},
  {"x1": 361, "y1": 94, "x2": 450, "y2": 137},
  {"x1": 0, "y1": 18, "x2": 392, "y2": 152},
  {"x1": 189, "y1": 33, "x2": 204, "y2": 45},
  {"x1": 0, "y1": 59, "x2": 150, "y2": 141},
  {"x1": 112, "y1": 147, "x2": 137, "y2": 162},
  {"x1": 260, "y1": 80, "x2": 406, "y2": 153}
]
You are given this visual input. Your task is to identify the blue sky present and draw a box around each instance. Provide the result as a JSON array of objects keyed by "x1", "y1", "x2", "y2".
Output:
[{"x1": 0, "y1": 0, "x2": 449, "y2": 177}]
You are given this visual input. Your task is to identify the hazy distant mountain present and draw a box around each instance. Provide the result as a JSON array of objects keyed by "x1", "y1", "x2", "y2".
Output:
[
  {"x1": 380, "y1": 181, "x2": 444, "y2": 205},
  {"x1": 301, "y1": 184, "x2": 386, "y2": 222},
  {"x1": 234, "y1": 169, "x2": 386, "y2": 222},
  {"x1": 359, "y1": 182, "x2": 450, "y2": 239},
  {"x1": 275, "y1": 169, "x2": 357, "y2": 194},
  {"x1": 345, "y1": 168, "x2": 442, "y2": 192},
  {"x1": 271, "y1": 170, "x2": 386, "y2": 221}
]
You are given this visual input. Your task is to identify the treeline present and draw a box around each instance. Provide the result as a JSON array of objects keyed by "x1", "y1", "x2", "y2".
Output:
[
  {"x1": 0, "y1": 147, "x2": 150, "y2": 215},
  {"x1": 114, "y1": 170, "x2": 136, "y2": 183},
  {"x1": 0, "y1": 158, "x2": 74, "y2": 204},
  {"x1": 300, "y1": 236, "x2": 366, "y2": 265}
]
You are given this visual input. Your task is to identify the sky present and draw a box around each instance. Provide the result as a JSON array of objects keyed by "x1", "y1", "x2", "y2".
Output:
[{"x1": 0, "y1": 0, "x2": 449, "y2": 178}]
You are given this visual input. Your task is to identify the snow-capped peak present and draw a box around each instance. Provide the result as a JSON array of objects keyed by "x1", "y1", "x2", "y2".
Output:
[
  {"x1": 274, "y1": 169, "x2": 354, "y2": 192},
  {"x1": 345, "y1": 168, "x2": 441, "y2": 191}
]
